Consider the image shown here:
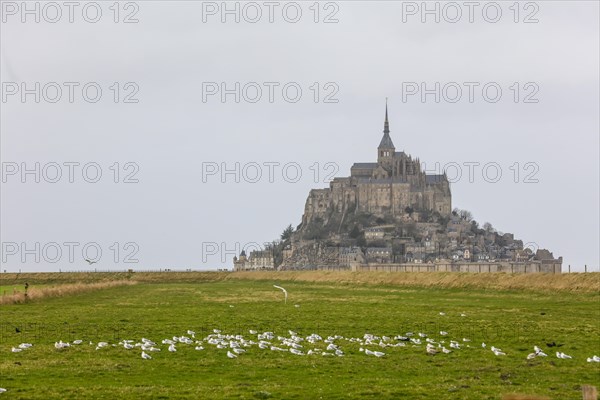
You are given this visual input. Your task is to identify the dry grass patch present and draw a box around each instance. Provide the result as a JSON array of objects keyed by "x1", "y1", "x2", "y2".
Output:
[
  {"x1": 226, "y1": 271, "x2": 600, "y2": 292},
  {"x1": 1, "y1": 271, "x2": 598, "y2": 293},
  {"x1": 0, "y1": 280, "x2": 138, "y2": 305},
  {"x1": 502, "y1": 395, "x2": 551, "y2": 400}
]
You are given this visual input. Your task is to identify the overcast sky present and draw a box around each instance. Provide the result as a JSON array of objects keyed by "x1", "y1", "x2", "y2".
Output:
[{"x1": 1, "y1": 1, "x2": 598, "y2": 272}]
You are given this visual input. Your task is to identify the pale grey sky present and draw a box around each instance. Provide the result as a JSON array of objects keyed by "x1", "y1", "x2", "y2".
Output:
[{"x1": 1, "y1": 1, "x2": 598, "y2": 271}]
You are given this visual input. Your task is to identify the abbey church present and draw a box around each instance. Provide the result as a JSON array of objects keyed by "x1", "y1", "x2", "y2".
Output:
[{"x1": 302, "y1": 104, "x2": 452, "y2": 226}]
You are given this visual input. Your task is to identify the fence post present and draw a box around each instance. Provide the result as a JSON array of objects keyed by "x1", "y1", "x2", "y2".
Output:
[
  {"x1": 568, "y1": 265, "x2": 571, "y2": 273},
  {"x1": 584, "y1": 265, "x2": 587, "y2": 273}
]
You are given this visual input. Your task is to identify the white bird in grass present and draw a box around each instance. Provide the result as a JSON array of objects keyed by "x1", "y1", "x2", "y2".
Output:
[
  {"x1": 55, "y1": 341, "x2": 70, "y2": 350},
  {"x1": 587, "y1": 356, "x2": 600, "y2": 363},
  {"x1": 141, "y1": 351, "x2": 152, "y2": 360},
  {"x1": 364, "y1": 349, "x2": 385, "y2": 357},
  {"x1": 273, "y1": 285, "x2": 288, "y2": 304},
  {"x1": 18, "y1": 343, "x2": 32, "y2": 349},
  {"x1": 556, "y1": 352, "x2": 572, "y2": 359},
  {"x1": 0, "y1": 388, "x2": 6, "y2": 393},
  {"x1": 227, "y1": 351, "x2": 237, "y2": 359},
  {"x1": 532, "y1": 346, "x2": 547, "y2": 357},
  {"x1": 179, "y1": 337, "x2": 193, "y2": 345},
  {"x1": 72, "y1": 340, "x2": 83, "y2": 345},
  {"x1": 168, "y1": 344, "x2": 177, "y2": 352},
  {"x1": 124, "y1": 343, "x2": 134, "y2": 350},
  {"x1": 11, "y1": 347, "x2": 22, "y2": 353}
]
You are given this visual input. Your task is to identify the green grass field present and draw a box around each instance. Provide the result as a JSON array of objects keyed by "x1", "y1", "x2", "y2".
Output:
[{"x1": 0, "y1": 275, "x2": 598, "y2": 399}]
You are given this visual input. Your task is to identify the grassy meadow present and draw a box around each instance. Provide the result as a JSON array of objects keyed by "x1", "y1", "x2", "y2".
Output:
[{"x1": 0, "y1": 272, "x2": 598, "y2": 399}]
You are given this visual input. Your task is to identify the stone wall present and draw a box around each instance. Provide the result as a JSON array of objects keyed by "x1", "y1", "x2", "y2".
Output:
[{"x1": 353, "y1": 261, "x2": 562, "y2": 274}]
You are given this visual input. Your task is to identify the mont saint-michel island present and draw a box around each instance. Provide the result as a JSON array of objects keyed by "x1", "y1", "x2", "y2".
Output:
[{"x1": 234, "y1": 106, "x2": 563, "y2": 273}]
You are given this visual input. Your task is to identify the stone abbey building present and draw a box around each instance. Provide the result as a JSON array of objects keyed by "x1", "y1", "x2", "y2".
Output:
[{"x1": 302, "y1": 104, "x2": 452, "y2": 226}]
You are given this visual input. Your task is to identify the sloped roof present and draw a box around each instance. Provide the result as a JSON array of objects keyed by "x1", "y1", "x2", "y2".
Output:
[
  {"x1": 378, "y1": 132, "x2": 395, "y2": 149},
  {"x1": 351, "y1": 163, "x2": 378, "y2": 169}
]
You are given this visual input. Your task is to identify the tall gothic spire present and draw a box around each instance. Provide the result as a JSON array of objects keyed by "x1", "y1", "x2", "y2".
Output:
[
  {"x1": 383, "y1": 98, "x2": 390, "y2": 134},
  {"x1": 378, "y1": 99, "x2": 395, "y2": 149}
]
